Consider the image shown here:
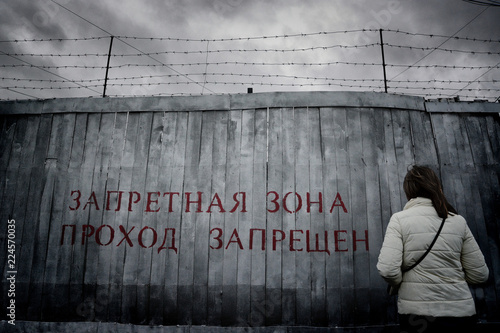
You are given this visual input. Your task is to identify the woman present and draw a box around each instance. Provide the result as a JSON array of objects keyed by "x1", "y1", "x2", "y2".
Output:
[{"x1": 377, "y1": 165, "x2": 489, "y2": 332}]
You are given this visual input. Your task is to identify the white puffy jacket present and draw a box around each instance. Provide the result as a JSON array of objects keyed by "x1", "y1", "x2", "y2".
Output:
[{"x1": 377, "y1": 197, "x2": 489, "y2": 317}]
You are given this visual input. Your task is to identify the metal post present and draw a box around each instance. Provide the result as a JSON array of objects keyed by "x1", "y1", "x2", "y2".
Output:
[
  {"x1": 103, "y1": 36, "x2": 114, "y2": 97},
  {"x1": 379, "y1": 29, "x2": 388, "y2": 93}
]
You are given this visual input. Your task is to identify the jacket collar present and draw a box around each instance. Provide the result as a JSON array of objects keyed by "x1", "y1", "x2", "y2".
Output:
[{"x1": 404, "y1": 197, "x2": 433, "y2": 210}]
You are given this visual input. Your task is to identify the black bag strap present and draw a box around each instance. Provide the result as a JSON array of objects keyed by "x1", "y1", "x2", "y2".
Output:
[{"x1": 402, "y1": 217, "x2": 446, "y2": 273}]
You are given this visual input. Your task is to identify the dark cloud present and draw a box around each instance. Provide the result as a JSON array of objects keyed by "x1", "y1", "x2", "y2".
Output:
[
  {"x1": 1, "y1": 0, "x2": 499, "y2": 100},
  {"x1": 402, "y1": 0, "x2": 499, "y2": 36},
  {"x1": 0, "y1": 1, "x2": 69, "y2": 41}
]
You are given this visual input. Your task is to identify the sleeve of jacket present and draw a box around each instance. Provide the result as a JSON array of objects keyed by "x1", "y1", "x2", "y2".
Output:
[
  {"x1": 377, "y1": 215, "x2": 404, "y2": 286},
  {"x1": 461, "y1": 224, "x2": 489, "y2": 284}
]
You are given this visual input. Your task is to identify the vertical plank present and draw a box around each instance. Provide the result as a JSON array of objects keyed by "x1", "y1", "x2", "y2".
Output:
[
  {"x1": 376, "y1": 109, "x2": 399, "y2": 324},
  {"x1": 457, "y1": 170, "x2": 489, "y2": 314},
  {"x1": 478, "y1": 166, "x2": 500, "y2": 319},
  {"x1": 383, "y1": 109, "x2": 413, "y2": 323},
  {"x1": 439, "y1": 114, "x2": 461, "y2": 210},
  {"x1": 332, "y1": 107, "x2": 353, "y2": 326},
  {"x1": 430, "y1": 113, "x2": 452, "y2": 181},
  {"x1": 114, "y1": 112, "x2": 139, "y2": 323},
  {"x1": 449, "y1": 114, "x2": 474, "y2": 172},
  {"x1": 0, "y1": 115, "x2": 11, "y2": 169},
  {"x1": 0, "y1": 116, "x2": 16, "y2": 311},
  {"x1": 163, "y1": 111, "x2": 189, "y2": 325},
  {"x1": 463, "y1": 116, "x2": 500, "y2": 319},
  {"x1": 462, "y1": 116, "x2": 490, "y2": 236},
  {"x1": 0, "y1": 116, "x2": 25, "y2": 280},
  {"x1": 360, "y1": 109, "x2": 386, "y2": 324},
  {"x1": 391, "y1": 110, "x2": 414, "y2": 205},
  {"x1": 4, "y1": 115, "x2": 39, "y2": 318},
  {"x1": 148, "y1": 110, "x2": 176, "y2": 324},
  {"x1": 59, "y1": 113, "x2": 87, "y2": 320},
  {"x1": 408, "y1": 111, "x2": 439, "y2": 167},
  {"x1": 128, "y1": 112, "x2": 154, "y2": 324},
  {"x1": 40, "y1": 113, "x2": 76, "y2": 321},
  {"x1": 320, "y1": 107, "x2": 341, "y2": 326},
  {"x1": 485, "y1": 114, "x2": 500, "y2": 161},
  {"x1": 236, "y1": 109, "x2": 254, "y2": 325},
  {"x1": 308, "y1": 107, "x2": 326, "y2": 326},
  {"x1": 68, "y1": 113, "x2": 99, "y2": 320},
  {"x1": 138, "y1": 111, "x2": 163, "y2": 324},
  {"x1": 101, "y1": 112, "x2": 128, "y2": 322},
  {"x1": 346, "y1": 108, "x2": 369, "y2": 324},
  {"x1": 31, "y1": 148, "x2": 57, "y2": 321},
  {"x1": 474, "y1": 116, "x2": 496, "y2": 166},
  {"x1": 1, "y1": 116, "x2": 28, "y2": 217},
  {"x1": 192, "y1": 111, "x2": 216, "y2": 325},
  {"x1": 266, "y1": 107, "x2": 283, "y2": 326},
  {"x1": 82, "y1": 112, "x2": 116, "y2": 322},
  {"x1": 207, "y1": 110, "x2": 228, "y2": 325},
  {"x1": 32, "y1": 114, "x2": 60, "y2": 320},
  {"x1": 0, "y1": 116, "x2": 16, "y2": 221},
  {"x1": 294, "y1": 107, "x2": 311, "y2": 326},
  {"x1": 280, "y1": 107, "x2": 296, "y2": 325},
  {"x1": 382, "y1": 110, "x2": 403, "y2": 215},
  {"x1": 149, "y1": 111, "x2": 172, "y2": 324},
  {"x1": 21, "y1": 115, "x2": 51, "y2": 320},
  {"x1": 177, "y1": 111, "x2": 202, "y2": 325},
  {"x1": 250, "y1": 109, "x2": 267, "y2": 326},
  {"x1": 221, "y1": 110, "x2": 241, "y2": 326},
  {"x1": 143, "y1": 111, "x2": 170, "y2": 325}
]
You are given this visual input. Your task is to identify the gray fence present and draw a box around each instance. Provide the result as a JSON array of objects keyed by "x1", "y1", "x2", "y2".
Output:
[{"x1": 0, "y1": 92, "x2": 498, "y2": 330}]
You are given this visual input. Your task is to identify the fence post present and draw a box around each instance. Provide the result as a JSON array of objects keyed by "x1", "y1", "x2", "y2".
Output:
[
  {"x1": 103, "y1": 36, "x2": 114, "y2": 98},
  {"x1": 379, "y1": 29, "x2": 388, "y2": 93}
]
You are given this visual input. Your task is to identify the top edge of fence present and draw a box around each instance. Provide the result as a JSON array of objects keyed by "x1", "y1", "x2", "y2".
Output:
[{"x1": 1, "y1": 91, "x2": 496, "y2": 115}]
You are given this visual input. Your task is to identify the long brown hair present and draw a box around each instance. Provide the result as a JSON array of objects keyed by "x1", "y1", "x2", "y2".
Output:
[{"x1": 403, "y1": 165, "x2": 457, "y2": 218}]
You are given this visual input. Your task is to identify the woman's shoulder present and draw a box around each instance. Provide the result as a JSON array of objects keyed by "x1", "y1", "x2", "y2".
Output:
[{"x1": 444, "y1": 213, "x2": 468, "y2": 232}]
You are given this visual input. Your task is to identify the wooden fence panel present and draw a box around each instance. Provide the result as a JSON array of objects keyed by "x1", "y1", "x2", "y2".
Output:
[
  {"x1": 220, "y1": 109, "x2": 241, "y2": 326},
  {"x1": 163, "y1": 111, "x2": 189, "y2": 325},
  {"x1": 266, "y1": 107, "x2": 284, "y2": 326},
  {"x1": 280, "y1": 106, "x2": 296, "y2": 325},
  {"x1": 0, "y1": 92, "x2": 498, "y2": 329}
]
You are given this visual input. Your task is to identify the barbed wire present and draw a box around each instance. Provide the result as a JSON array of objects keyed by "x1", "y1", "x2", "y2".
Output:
[
  {"x1": 3, "y1": 43, "x2": 499, "y2": 57},
  {"x1": 3, "y1": 62, "x2": 498, "y2": 70},
  {"x1": 0, "y1": 43, "x2": 380, "y2": 57},
  {"x1": 1, "y1": 29, "x2": 499, "y2": 43},
  {"x1": 2, "y1": 74, "x2": 496, "y2": 84},
  {"x1": 1, "y1": 29, "x2": 499, "y2": 101}
]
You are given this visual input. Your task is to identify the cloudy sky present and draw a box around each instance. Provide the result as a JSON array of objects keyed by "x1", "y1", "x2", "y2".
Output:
[{"x1": 1, "y1": 0, "x2": 499, "y2": 101}]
